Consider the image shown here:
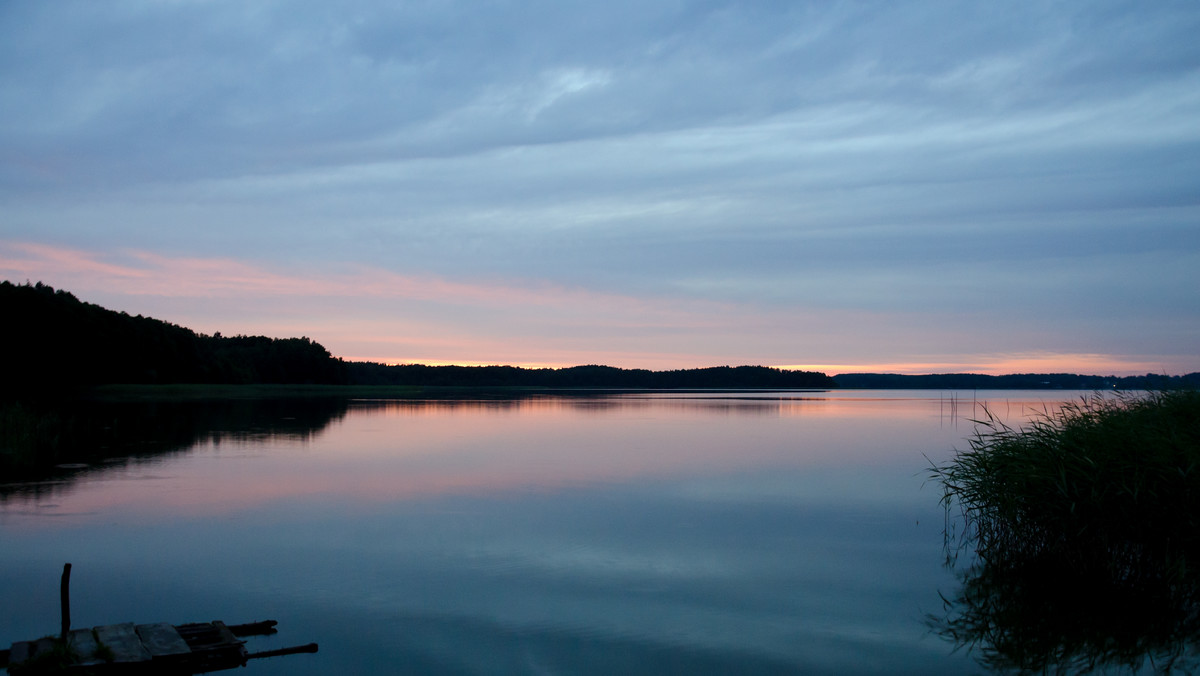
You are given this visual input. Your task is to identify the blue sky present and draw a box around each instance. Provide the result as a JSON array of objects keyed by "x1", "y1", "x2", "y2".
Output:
[{"x1": 2, "y1": 0, "x2": 1198, "y2": 374}]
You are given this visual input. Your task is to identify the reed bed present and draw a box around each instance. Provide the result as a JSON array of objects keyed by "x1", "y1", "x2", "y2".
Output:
[
  {"x1": 934, "y1": 389, "x2": 1200, "y2": 578},
  {"x1": 930, "y1": 389, "x2": 1200, "y2": 672}
]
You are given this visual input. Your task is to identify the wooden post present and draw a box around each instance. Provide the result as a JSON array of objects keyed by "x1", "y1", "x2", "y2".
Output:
[{"x1": 60, "y1": 563, "x2": 72, "y2": 641}]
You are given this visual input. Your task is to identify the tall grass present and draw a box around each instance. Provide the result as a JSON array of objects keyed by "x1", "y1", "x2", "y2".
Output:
[
  {"x1": 930, "y1": 389, "x2": 1200, "y2": 672},
  {"x1": 935, "y1": 389, "x2": 1200, "y2": 578}
]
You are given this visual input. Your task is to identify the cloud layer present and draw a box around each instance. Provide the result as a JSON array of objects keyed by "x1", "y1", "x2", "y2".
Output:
[{"x1": 2, "y1": 1, "x2": 1198, "y2": 374}]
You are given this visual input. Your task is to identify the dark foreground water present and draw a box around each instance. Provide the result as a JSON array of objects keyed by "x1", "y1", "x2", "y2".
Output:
[{"x1": 0, "y1": 390, "x2": 1091, "y2": 674}]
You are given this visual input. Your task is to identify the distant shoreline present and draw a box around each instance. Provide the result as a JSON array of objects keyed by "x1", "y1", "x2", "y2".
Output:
[
  {"x1": 4, "y1": 281, "x2": 1196, "y2": 395},
  {"x1": 75, "y1": 376, "x2": 1197, "y2": 403}
]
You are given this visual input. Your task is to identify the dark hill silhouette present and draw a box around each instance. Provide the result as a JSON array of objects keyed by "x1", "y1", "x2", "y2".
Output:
[
  {"x1": 1, "y1": 281, "x2": 834, "y2": 390},
  {"x1": 1, "y1": 280, "x2": 346, "y2": 390}
]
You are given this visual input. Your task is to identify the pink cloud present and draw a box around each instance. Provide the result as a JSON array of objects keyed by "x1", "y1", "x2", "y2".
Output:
[
  {"x1": 0, "y1": 240, "x2": 681, "y2": 318},
  {"x1": 781, "y1": 352, "x2": 1173, "y2": 377},
  {"x1": 3, "y1": 240, "x2": 1191, "y2": 375},
  {"x1": 0, "y1": 240, "x2": 610, "y2": 310},
  {"x1": 0, "y1": 240, "x2": 753, "y2": 366},
  {"x1": 0, "y1": 241, "x2": 153, "y2": 282}
]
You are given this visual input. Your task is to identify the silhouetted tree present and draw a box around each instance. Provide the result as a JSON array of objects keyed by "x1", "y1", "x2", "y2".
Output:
[{"x1": 1, "y1": 280, "x2": 347, "y2": 391}]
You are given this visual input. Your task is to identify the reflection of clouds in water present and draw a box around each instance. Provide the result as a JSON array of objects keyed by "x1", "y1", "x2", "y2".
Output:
[
  {"x1": 1, "y1": 391, "x2": 1074, "y2": 525},
  {"x1": 242, "y1": 495, "x2": 948, "y2": 671},
  {"x1": 0, "y1": 391, "x2": 1002, "y2": 674},
  {"x1": 458, "y1": 539, "x2": 735, "y2": 584}
]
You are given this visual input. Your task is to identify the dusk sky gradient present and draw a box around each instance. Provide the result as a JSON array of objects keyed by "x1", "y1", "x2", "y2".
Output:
[{"x1": 2, "y1": 1, "x2": 1198, "y2": 375}]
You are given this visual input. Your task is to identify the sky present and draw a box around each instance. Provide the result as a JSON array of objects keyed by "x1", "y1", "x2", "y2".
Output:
[{"x1": 2, "y1": 1, "x2": 1198, "y2": 376}]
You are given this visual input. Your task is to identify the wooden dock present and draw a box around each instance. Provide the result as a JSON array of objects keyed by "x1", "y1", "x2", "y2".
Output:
[
  {"x1": 1, "y1": 565, "x2": 316, "y2": 674},
  {"x1": 2, "y1": 619, "x2": 316, "y2": 674}
]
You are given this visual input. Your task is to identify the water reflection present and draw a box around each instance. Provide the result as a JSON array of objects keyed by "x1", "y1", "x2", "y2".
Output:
[
  {"x1": 1, "y1": 390, "x2": 1084, "y2": 674},
  {"x1": 931, "y1": 552, "x2": 1200, "y2": 673},
  {"x1": 1, "y1": 391, "x2": 1054, "y2": 518},
  {"x1": 0, "y1": 397, "x2": 349, "y2": 500},
  {"x1": 349, "y1": 392, "x2": 832, "y2": 416}
]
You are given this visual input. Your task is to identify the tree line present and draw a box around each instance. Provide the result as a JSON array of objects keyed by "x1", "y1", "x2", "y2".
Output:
[
  {"x1": 2, "y1": 281, "x2": 346, "y2": 391},
  {"x1": 11, "y1": 280, "x2": 1188, "y2": 393},
  {"x1": 1, "y1": 281, "x2": 834, "y2": 391},
  {"x1": 833, "y1": 372, "x2": 1200, "y2": 390},
  {"x1": 345, "y1": 362, "x2": 835, "y2": 389}
]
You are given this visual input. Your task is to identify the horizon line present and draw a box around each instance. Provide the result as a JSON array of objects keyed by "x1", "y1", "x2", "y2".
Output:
[{"x1": 334, "y1": 358, "x2": 1197, "y2": 379}]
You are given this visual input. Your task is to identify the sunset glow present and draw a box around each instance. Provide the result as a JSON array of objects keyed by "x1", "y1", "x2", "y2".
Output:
[
  {"x1": 2, "y1": 240, "x2": 1194, "y2": 376},
  {"x1": 2, "y1": 2, "x2": 1197, "y2": 378}
]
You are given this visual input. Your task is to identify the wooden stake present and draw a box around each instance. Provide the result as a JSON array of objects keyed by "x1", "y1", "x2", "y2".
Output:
[{"x1": 60, "y1": 563, "x2": 72, "y2": 641}]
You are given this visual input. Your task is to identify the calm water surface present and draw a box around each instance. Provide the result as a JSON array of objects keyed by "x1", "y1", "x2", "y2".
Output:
[{"x1": 0, "y1": 390, "x2": 1082, "y2": 674}]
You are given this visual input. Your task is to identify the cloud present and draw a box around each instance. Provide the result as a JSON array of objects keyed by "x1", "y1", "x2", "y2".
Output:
[
  {"x1": 0, "y1": 240, "x2": 655, "y2": 311},
  {"x1": 3, "y1": 241, "x2": 1194, "y2": 376},
  {"x1": 1, "y1": 1, "x2": 1197, "y2": 375},
  {"x1": 5, "y1": 2, "x2": 1193, "y2": 183}
]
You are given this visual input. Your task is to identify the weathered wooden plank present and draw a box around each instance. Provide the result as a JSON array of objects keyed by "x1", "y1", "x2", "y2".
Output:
[
  {"x1": 34, "y1": 636, "x2": 58, "y2": 658},
  {"x1": 136, "y1": 622, "x2": 191, "y2": 658},
  {"x1": 176, "y1": 622, "x2": 227, "y2": 650},
  {"x1": 7, "y1": 637, "x2": 63, "y2": 668},
  {"x1": 212, "y1": 621, "x2": 247, "y2": 657},
  {"x1": 67, "y1": 628, "x2": 105, "y2": 666},
  {"x1": 212, "y1": 624, "x2": 244, "y2": 648},
  {"x1": 8, "y1": 640, "x2": 34, "y2": 664},
  {"x1": 172, "y1": 621, "x2": 248, "y2": 673},
  {"x1": 94, "y1": 622, "x2": 152, "y2": 663},
  {"x1": 37, "y1": 638, "x2": 59, "y2": 657}
]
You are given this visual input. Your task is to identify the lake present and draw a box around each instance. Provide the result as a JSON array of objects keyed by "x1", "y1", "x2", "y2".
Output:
[{"x1": 0, "y1": 390, "x2": 1092, "y2": 674}]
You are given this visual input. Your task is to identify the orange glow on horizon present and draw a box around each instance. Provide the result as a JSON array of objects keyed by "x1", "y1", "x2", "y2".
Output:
[
  {"x1": 339, "y1": 354, "x2": 1187, "y2": 377},
  {"x1": 334, "y1": 355, "x2": 1178, "y2": 377},
  {"x1": 4, "y1": 240, "x2": 1193, "y2": 379},
  {"x1": 777, "y1": 353, "x2": 1178, "y2": 377}
]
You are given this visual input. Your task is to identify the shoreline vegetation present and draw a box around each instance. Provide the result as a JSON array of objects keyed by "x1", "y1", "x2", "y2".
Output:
[
  {"x1": 4, "y1": 279, "x2": 1197, "y2": 481},
  {"x1": 930, "y1": 390, "x2": 1200, "y2": 672},
  {"x1": 3, "y1": 281, "x2": 1196, "y2": 395},
  {"x1": 1, "y1": 281, "x2": 833, "y2": 393}
]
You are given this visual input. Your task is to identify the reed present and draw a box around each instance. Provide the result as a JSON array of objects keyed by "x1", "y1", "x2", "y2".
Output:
[
  {"x1": 930, "y1": 389, "x2": 1200, "y2": 672},
  {"x1": 934, "y1": 389, "x2": 1200, "y2": 579}
]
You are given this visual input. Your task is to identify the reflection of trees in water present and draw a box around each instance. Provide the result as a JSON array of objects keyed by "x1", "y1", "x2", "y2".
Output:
[
  {"x1": 349, "y1": 393, "x2": 820, "y2": 417},
  {"x1": 0, "y1": 397, "x2": 349, "y2": 499},
  {"x1": 2, "y1": 393, "x2": 809, "y2": 497}
]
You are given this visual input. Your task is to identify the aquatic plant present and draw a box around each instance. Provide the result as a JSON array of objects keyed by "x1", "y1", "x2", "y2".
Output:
[
  {"x1": 930, "y1": 389, "x2": 1200, "y2": 673},
  {"x1": 936, "y1": 390, "x2": 1200, "y2": 575}
]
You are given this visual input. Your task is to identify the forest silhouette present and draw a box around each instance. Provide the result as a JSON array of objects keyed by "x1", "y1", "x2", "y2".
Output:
[
  {"x1": 5, "y1": 281, "x2": 1195, "y2": 393},
  {"x1": 2, "y1": 281, "x2": 344, "y2": 390},
  {"x1": 1, "y1": 281, "x2": 834, "y2": 391},
  {"x1": 836, "y1": 371, "x2": 1200, "y2": 391}
]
